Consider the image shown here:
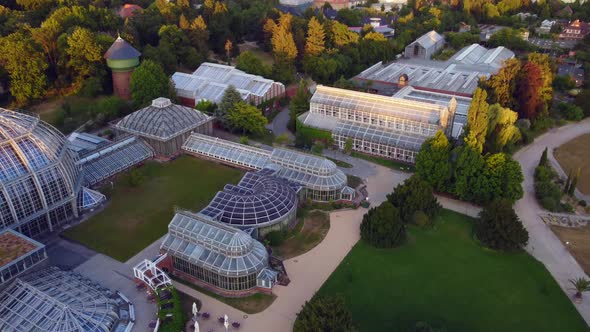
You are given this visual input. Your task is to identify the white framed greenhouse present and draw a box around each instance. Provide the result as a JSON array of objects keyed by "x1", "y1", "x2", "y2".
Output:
[
  {"x1": 182, "y1": 133, "x2": 355, "y2": 202},
  {"x1": 161, "y1": 210, "x2": 273, "y2": 294}
]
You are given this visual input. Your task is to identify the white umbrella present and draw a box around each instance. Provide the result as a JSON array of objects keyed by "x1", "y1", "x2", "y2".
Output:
[
  {"x1": 194, "y1": 320, "x2": 200, "y2": 332},
  {"x1": 224, "y1": 314, "x2": 229, "y2": 331},
  {"x1": 192, "y1": 302, "x2": 198, "y2": 317}
]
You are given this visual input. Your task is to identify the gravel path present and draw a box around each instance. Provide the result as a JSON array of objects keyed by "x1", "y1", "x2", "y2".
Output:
[{"x1": 513, "y1": 118, "x2": 590, "y2": 325}]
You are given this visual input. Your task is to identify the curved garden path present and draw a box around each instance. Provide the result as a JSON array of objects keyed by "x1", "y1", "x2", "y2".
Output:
[{"x1": 513, "y1": 117, "x2": 590, "y2": 325}]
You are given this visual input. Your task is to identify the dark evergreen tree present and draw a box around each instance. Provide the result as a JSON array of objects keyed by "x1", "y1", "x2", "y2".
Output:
[
  {"x1": 387, "y1": 175, "x2": 441, "y2": 223},
  {"x1": 415, "y1": 130, "x2": 452, "y2": 192},
  {"x1": 360, "y1": 201, "x2": 406, "y2": 248},
  {"x1": 476, "y1": 199, "x2": 529, "y2": 251},
  {"x1": 294, "y1": 295, "x2": 355, "y2": 332}
]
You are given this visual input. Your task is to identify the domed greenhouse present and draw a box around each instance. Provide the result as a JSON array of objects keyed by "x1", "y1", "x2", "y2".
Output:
[{"x1": 0, "y1": 109, "x2": 83, "y2": 237}]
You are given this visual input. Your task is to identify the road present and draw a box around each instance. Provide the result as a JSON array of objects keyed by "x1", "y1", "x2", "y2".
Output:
[
  {"x1": 513, "y1": 117, "x2": 590, "y2": 325},
  {"x1": 265, "y1": 107, "x2": 294, "y2": 139}
]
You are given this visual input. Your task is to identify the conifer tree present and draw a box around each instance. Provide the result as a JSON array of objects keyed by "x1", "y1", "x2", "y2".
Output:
[
  {"x1": 569, "y1": 168, "x2": 580, "y2": 196},
  {"x1": 539, "y1": 147, "x2": 548, "y2": 166}
]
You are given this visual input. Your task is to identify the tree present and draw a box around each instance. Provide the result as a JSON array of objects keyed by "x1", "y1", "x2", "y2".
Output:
[
  {"x1": 488, "y1": 58, "x2": 520, "y2": 109},
  {"x1": 360, "y1": 201, "x2": 406, "y2": 248},
  {"x1": 236, "y1": 51, "x2": 271, "y2": 77},
  {"x1": 415, "y1": 130, "x2": 452, "y2": 192},
  {"x1": 476, "y1": 199, "x2": 529, "y2": 251},
  {"x1": 294, "y1": 295, "x2": 355, "y2": 332},
  {"x1": 466, "y1": 88, "x2": 490, "y2": 153},
  {"x1": 289, "y1": 80, "x2": 311, "y2": 131},
  {"x1": 179, "y1": 14, "x2": 190, "y2": 30},
  {"x1": 66, "y1": 27, "x2": 104, "y2": 86},
  {"x1": 387, "y1": 174, "x2": 441, "y2": 223},
  {"x1": 569, "y1": 168, "x2": 580, "y2": 196},
  {"x1": 330, "y1": 21, "x2": 359, "y2": 48},
  {"x1": 217, "y1": 85, "x2": 243, "y2": 127},
  {"x1": 486, "y1": 104, "x2": 520, "y2": 152},
  {"x1": 482, "y1": 153, "x2": 524, "y2": 203},
  {"x1": 527, "y1": 53, "x2": 553, "y2": 104},
  {"x1": 363, "y1": 32, "x2": 387, "y2": 42},
  {"x1": 453, "y1": 144, "x2": 486, "y2": 202},
  {"x1": 0, "y1": 32, "x2": 47, "y2": 105},
  {"x1": 227, "y1": 102, "x2": 268, "y2": 135},
  {"x1": 539, "y1": 147, "x2": 548, "y2": 167},
  {"x1": 265, "y1": 14, "x2": 298, "y2": 61},
  {"x1": 305, "y1": 17, "x2": 325, "y2": 56},
  {"x1": 130, "y1": 60, "x2": 172, "y2": 108},
  {"x1": 517, "y1": 62, "x2": 544, "y2": 121},
  {"x1": 195, "y1": 100, "x2": 217, "y2": 114},
  {"x1": 344, "y1": 137, "x2": 353, "y2": 154},
  {"x1": 225, "y1": 39, "x2": 233, "y2": 65}
]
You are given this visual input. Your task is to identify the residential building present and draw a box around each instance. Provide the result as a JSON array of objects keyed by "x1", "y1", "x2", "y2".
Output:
[
  {"x1": 172, "y1": 63, "x2": 285, "y2": 107},
  {"x1": 478, "y1": 24, "x2": 507, "y2": 41},
  {"x1": 404, "y1": 30, "x2": 445, "y2": 60},
  {"x1": 559, "y1": 20, "x2": 590, "y2": 40},
  {"x1": 536, "y1": 19, "x2": 556, "y2": 35},
  {"x1": 558, "y1": 62, "x2": 585, "y2": 87}
]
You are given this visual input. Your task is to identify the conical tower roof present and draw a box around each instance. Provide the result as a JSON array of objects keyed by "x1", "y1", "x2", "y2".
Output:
[{"x1": 104, "y1": 36, "x2": 141, "y2": 60}]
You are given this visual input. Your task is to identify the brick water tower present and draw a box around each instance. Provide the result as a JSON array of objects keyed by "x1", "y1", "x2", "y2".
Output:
[{"x1": 104, "y1": 36, "x2": 141, "y2": 100}]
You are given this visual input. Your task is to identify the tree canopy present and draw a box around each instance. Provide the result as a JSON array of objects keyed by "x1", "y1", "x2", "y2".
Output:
[
  {"x1": 130, "y1": 60, "x2": 172, "y2": 109},
  {"x1": 476, "y1": 199, "x2": 529, "y2": 251},
  {"x1": 360, "y1": 201, "x2": 406, "y2": 248},
  {"x1": 387, "y1": 174, "x2": 442, "y2": 224},
  {"x1": 415, "y1": 130, "x2": 452, "y2": 192},
  {"x1": 226, "y1": 102, "x2": 268, "y2": 135},
  {"x1": 294, "y1": 295, "x2": 355, "y2": 332}
]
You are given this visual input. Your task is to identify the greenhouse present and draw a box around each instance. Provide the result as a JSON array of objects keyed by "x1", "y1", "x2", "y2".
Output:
[
  {"x1": 0, "y1": 229, "x2": 47, "y2": 287},
  {"x1": 299, "y1": 85, "x2": 457, "y2": 164},
  {"x1": 160, "y1": 210, "x2": 276, "y2": 295},
  {"x1": 78, "y1": 136, "x2": 154, "y2": 186},
  {"x1": 114, "y1": 98, "x2": 213, "y2": 157},
  {"x1": 200, "y1": 169, "x2": 299, "y2": 235},
  {"x1": 182, "y1": 133, "x2": 354, "y2": 202},
  {"x1": 0, "y1": 267, "x2": 133, "y2": 332},
  {"x1": 0, "y1": 109, "x2": 83, "y2": 238}
]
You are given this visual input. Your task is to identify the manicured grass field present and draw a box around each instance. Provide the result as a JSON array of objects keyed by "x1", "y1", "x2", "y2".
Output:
[
  {"x1": 319, "y1": 210, "x2": 589, "y2": 332},
  {"x1": 351, "y1": 151, "x2": 415, "y2": 172},
  {"x1": 554, "y1": 133, "x2": 590, "y2": 195},
  {"x1": 272, "y1": 210, "x2": 330, "y2": 259},
  {"x1": 63, "y1": 156, "x2": 244, "y2": 261}
]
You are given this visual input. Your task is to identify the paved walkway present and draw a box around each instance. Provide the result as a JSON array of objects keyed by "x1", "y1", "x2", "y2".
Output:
[
  {"x1": 513, "y1": 117, "x2": 590, "y2": 325},
  {"x1": 265, "y1": 107, "x2": 294, "y2": 139}
]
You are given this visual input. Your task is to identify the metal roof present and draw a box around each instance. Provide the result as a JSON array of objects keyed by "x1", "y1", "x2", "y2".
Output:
[
  {"x1": 449, "y1": 44, "x2": 514, "y2": 69},
  {"x1": 103, "y1": 36, "x2": 140, "y2": 60},
  {"x1": 0, "y1": 267, "x2": 128, "y2": 332},
  {"x1": 311, "y1": 85, "x2": 444, "y2": 124},
  {"x1": 114, "y1": 98, "x2": 212, "y2": 141},
  {"x1": 412, "y1": 30, "x2": 444, "y2": 49},
  {"x1": 161, "y1": 210, "x2": 269, "y2": 277},
  {"x1": 200, "y1": 169, "x2": 299, "y2": 228},
  {"x1": 171, "y1": 63, "x2": 283, "y2": 103}
]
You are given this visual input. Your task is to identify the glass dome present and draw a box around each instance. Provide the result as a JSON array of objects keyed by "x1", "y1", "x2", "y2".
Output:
[{"x1": 0, "y1": 109, "x2": 82, "y2": 237}]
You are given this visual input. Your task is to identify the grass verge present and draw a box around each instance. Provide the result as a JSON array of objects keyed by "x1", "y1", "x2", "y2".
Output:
[
  {"x1": 272, "y1": 210, "x2": 330, "y2": 259},
  {"x1": 173, "y1": 277, "x2": 276, "y2": 314},
  {"x1": 319, "y1": 209, "x2": 588, "y2": 332},
  {"x1": 63, "y1": 156, "x2": 244, "y2": 261},
  {"x1": 351, "y1": 151, "x2": 415, "y2": 172},
  {"x1": 327, "y1": 157, "x2": 353, "y2": 168}
]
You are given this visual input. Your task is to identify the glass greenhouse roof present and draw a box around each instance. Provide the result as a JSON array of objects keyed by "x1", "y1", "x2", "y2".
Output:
[
  {"x1": 114, "y1": 98, "x2": 212, "y2": 141},
  {"x1": 0, "y1": 267, "x2": 122, "y2": 332},
  {"x1": 335, "y1": 121, "x2": 427, "y2": 151},
  {"x1": 200, "y1": 169, "x2": 299, "y2": 228},
  {"x1": 311, "y1": 85, "x2": 443, "y2": 124},
  {"x1": 77, "y1": 187, "x2": 106, "y2": 210},
  {"x1": 182, "y1": 133, "x2": 349, "y2": 193},
  {"x1": 161, "y1": 210, "x2": 268, "y2": 277},
  {"x1": 79, "y1": 136, "x2": 153, "y2": 186},
  {"x1": 0, "y1": 109, "x2": 82, "y2": 230}
]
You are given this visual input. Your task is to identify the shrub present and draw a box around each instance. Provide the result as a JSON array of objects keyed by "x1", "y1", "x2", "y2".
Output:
[
  {"x1": 275, "y1": 133, "x2": 291, "y2": 145},
  {"x1": 294, "y1": 295, "x2": 355, "y2": 332},
  {"x1": 239, "y1": 136, "x2": 249, "y2": 145},
  {"x1": 265, "y1": 231, "x2": 285, "y2": 246},
  {"x1": 560, "y1": 202, "x2": 574, "y2": 213},
  {"x1": 412, "y1": 210, "x2": 430, "y2": 227},
  {"x1": 557, "y1": 103, "x2": 584, "y2": 121},
  {"x1": 78, "y1": 77, "x2": 103, "y2": 97},
  {"x1": 360, "y1": 201, "x2": 406, "y2": 248},
  {"x1": 311, "y1": 142, "x2": 325, "y2": 155},
  {"x1": 476, "y1": 199, "x2": 529, "y2": 251},
  {"x1": 579, "y1": 200, "x2": 587, "y2": 207},
  {"x1": 195, "y1": 99, "x2": 217, "y2": 114}
]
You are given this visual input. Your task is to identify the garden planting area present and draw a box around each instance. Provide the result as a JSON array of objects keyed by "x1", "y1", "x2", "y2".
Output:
[
  {"x1": 554, "y1": 133, "x2": 590, "y2": 196},
  {"x1": 318, "y1": 210, "x2": 589, "y2": 332},
  {"x1": 64, "y1": 156, "x2": 244, "y2": 261}
]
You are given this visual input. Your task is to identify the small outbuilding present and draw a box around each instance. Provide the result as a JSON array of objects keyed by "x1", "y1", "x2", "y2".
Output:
[{"x1": 404, "y1": 30, "x2": 444, "y2": 60}]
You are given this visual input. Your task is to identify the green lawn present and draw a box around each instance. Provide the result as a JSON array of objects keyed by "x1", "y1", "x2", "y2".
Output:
[
  {"x1": 63, "y1": 156, "x2": 244, "y2": 261},
  {"x1": 319, "y1": 210, "x2": 589, "y2": 332},
  {"x1": 350, "y1": 151, "x2": 415, "y2": 172}
]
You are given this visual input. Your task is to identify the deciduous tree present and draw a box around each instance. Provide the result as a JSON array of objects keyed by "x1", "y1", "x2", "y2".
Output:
[
  {"x1": 488, "y1": 58, "x2": 520, "y2": 109},
  {"x1": 227, "y1": 102, "x2": 268, "y2": 135},
  {"x1": 294, "y1": 295, "x2": 355, "y2": 332},
  {"x1": 305, "y1": 16, "x2": 325, "y2": 56},
  {"x1": 130, "y1": 60, "x2": 172, "y2": 108},
  {"x1": 387, "y1": 174, "x2": 441, "y2": 223},
  {"x1": 416, "y1": 130, "x2": 452, "y2": 192},
  {"x1": 466, "y1": 88, "x2": 490, "y2": 153},
  {"x1": 217, "y1": 85, "x2": 243, "y2": 127},
  {"x1": 517, "y1": 62, "x2": 544, "y2": 120},
  {"x1": 486, "y1": 104, "x2": 521, "y2": 152}
]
